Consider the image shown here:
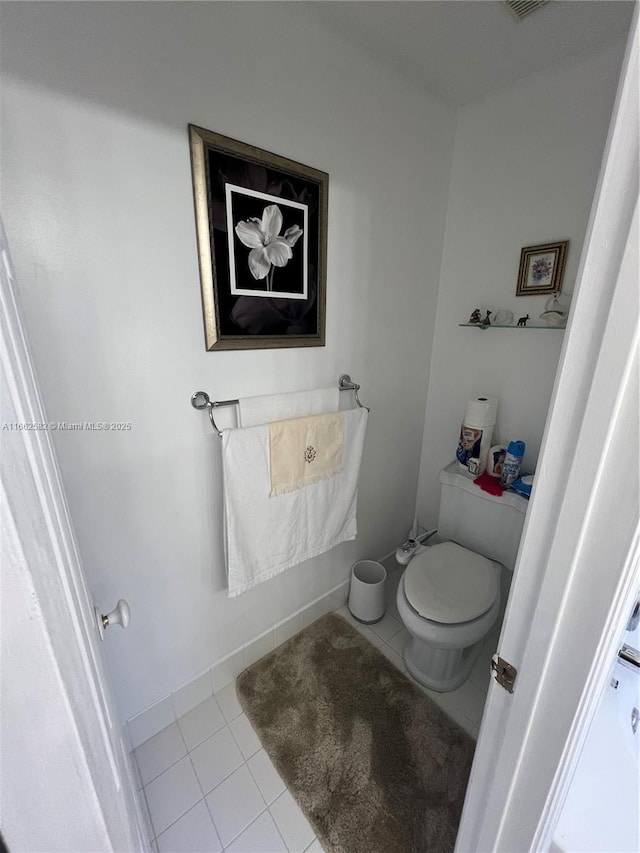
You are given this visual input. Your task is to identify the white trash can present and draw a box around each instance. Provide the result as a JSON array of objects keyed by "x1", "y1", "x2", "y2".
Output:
[{"x1": 348, "y1": 560, "x2": 387, "y2": 624}]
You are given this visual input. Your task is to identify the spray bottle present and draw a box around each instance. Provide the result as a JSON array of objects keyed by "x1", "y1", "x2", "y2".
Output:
[{"x1": 500, "y1": 440, "x2": 526, "y2": 488}]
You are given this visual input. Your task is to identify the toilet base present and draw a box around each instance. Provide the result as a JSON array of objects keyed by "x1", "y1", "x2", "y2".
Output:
[
  {"x1": 395, "y1": 563, "x2": 500, "y2": 693},
  {"x1": 402, "y1": 635, "x2": 484, "y2": 692}
]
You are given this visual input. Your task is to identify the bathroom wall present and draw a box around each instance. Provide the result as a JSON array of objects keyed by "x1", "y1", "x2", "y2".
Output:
[
  {"x1": 0, "y1": 2, "x2": 455, "y2": 722},
  {"x1": 416, "y1": 39, "x2": 626, "y2": 528}
]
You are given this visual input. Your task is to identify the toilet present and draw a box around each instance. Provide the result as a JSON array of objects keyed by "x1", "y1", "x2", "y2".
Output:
[{"x1": 396, "y1": 462, "x2": 528, "y2": 692}]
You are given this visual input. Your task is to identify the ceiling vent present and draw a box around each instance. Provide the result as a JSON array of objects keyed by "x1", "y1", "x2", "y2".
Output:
[{"x1": 504, "y1": 0, "x2": 550, "y2": 20}]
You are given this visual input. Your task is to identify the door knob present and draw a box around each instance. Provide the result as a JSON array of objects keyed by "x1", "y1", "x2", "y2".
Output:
[{"x1": 95, "y1": 599, "x2": 130, "y2": 640}]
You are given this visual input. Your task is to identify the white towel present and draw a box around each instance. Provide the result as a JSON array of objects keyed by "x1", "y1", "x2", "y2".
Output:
[
  {"x1": 221, "y1": 407, "x2": 368, "y2": 597},
  {"x1": 237, "y1": 387, "x2": 339, "y2": 427}
]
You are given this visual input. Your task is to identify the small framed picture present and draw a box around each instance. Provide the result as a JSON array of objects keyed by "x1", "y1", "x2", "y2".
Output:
[
  {"x1": 516, "y1": 241, "x2": 568, "y2": 297},
  {"x1": 189, "y1": 125, "x2": 328, "y2": 351}
]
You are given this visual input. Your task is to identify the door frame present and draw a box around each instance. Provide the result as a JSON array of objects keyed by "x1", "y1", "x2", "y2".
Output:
[{"x1": 455, "y1": 10, "x2": 639, "y2": 852}]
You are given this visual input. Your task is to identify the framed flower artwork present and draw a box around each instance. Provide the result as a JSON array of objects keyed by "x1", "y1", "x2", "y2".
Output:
[
  {"x1": 516, "y1": 240, "x2": 568, "y2": 297},
  {"x1": 189, "y1": 125, "x2": 328, "y2": 350}
]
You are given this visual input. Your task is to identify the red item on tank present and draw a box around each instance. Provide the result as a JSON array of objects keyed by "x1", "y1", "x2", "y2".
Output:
[{"x1": 474, "y1": 472, "x2": 505, "y2": 496}]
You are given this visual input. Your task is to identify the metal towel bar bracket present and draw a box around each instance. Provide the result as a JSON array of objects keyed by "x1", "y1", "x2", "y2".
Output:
[{"x1": 191, "y1": 374, "x2": 369, "y2": 437}]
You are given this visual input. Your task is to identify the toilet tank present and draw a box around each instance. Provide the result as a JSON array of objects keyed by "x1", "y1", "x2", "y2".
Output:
[{"x1": 437, "y1": 462, "x2": 528, "y2": 570}]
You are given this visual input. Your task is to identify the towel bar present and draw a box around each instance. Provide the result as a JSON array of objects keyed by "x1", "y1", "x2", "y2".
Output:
[{"x1": 191, "y1": 374, "x2": 369, "y2": 436}]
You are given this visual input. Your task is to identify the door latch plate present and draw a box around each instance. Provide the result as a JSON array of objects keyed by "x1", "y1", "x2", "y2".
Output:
[{"x1": 491, "y1": 654, "x2": 518, "y2": 693}]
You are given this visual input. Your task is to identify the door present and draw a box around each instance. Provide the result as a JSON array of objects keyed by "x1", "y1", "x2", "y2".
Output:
[
  {"x1": 456, "y1": 10, "x2": 639, "y2": 852},
  {"x1": 0, "y1": 218, "x2": 145, "y2": 852}
]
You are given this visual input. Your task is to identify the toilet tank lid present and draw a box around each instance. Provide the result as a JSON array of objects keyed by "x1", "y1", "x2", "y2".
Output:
[
  {"x1": 439, "y1": 462, "x2": 528, "y2": 513},
  {"x1": 405, "y1": 542, "x2": 498, "y2": 624}
]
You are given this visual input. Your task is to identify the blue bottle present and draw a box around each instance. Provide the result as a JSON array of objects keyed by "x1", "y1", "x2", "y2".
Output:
[{"x1": 501, "y1": 440, "x2": 525, "y2": 487}]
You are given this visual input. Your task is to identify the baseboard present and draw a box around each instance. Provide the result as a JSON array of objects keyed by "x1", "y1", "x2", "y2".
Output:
[{"x1": 127, "y1": 579, "x2": 350, "y2": 749}]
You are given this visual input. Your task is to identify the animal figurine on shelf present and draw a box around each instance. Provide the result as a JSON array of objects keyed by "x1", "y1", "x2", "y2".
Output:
[
  {"x1": 481, "y1": 310, "x2": 492, "y2": 326},
  {"x1": 468, "y1": 309, "x2": 482, "y2": 324},
  {"x1": 517, "y1": 314, "x2": 530, "y2": 327}
]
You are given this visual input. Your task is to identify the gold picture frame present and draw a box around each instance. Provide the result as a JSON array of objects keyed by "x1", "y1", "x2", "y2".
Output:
[
  {"x1": 516, "y1": 240, "x2": 568, "y2": 297},
  {"x1": 189, "y1": 125, "x2": 328, "y2": 351}
]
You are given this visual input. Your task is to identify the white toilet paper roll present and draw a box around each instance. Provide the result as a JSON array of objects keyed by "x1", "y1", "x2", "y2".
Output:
[
  {"x1": 464, "y1": 396, "x2": 498, "y2": 428},
  {"x1": 456, "y1": 396, "x2": 499, "y2": 475}
]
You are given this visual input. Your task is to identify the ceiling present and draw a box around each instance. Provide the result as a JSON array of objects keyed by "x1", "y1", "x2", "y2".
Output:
[{"x1": 311, "y1": 1, "x2": 635, "y2": 106}]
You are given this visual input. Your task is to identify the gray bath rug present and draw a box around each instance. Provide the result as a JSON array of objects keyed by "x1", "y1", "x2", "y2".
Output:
[{"x1": 236, "y1": 613, "x2": 475, "y2": 853}]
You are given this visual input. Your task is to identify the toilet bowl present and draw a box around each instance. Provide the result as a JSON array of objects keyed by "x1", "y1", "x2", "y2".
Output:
[
  {"x1": 398, "y1": 462, "x2": 528, "y2": 691},
  {"x1": 396, "y1": 540, "x2": 500, "y2": 692}
]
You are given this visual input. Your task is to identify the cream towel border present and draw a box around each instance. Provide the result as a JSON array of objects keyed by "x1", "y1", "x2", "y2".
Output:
[{"x1": 269, "y1": 412, "x2": 344, "y2": 496}]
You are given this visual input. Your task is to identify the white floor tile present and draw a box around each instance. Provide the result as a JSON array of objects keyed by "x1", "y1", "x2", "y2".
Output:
[
  {"x1": 353, "y1": 623, "x2": 384, "y2": 648},
  {"x1": 469, "y1": 647, "x2": 493, "y2": 691},
  {"x1": 448, "y1": 678, "x2": 488, "y2": 726},
  {"x1": 178, "y1": 696, "x2": 226, "y2": 751},
  {"x1": 387, "y1": 628, "x2": 410, "y2": 656},
  {"x1": 386, "y1": 599, "x2": 401, "y2": 620},
  {"x1": 230, "y1": 713, "x2": 262, "y2": 760},
  {"x1": 155, "y1": 800, "x2": 222, "y2": 853},
  {"x1": 384, "y1": 572, "x2": 401, "y2": 602},
  {"x1": 304, "y1": 839, "x2": 324, "y2": 852},
  {"x1": 215, "y1": 682, "x2": 243, "y2": 723},
  {"x1": 379, "y1": 644, "x2": 406, "y2": 672},
  {"x1": 190, "y1": 726, "x2": 244, "y2": 794},
  {"x1": 335, "y1": 606, "x2": 359, "y2": 626},
  {"x1": 144, "y1": 756, "x2": 202, "y2": 838},
  {"x1": 270, "y1": 790, "x2": 315, "y2": 853},
  {"x1": 206, "y1": 765, "x2": 266, "y2": 848},
  {"x1": 418, "y1": 682, "x2": 456, "y2": 713},
  {"x1": 421, "y1": 685, "x2": 477, "y2": 735},
  {"x1": 410, "y1": 678, "x2": 437, "y2": 699},
  {"x1": 440, "y1": 703, "x2": 477, "y2": 737},
  {"x1": 225, "y1": 810, "x2": 287, "y2": 853},
  {"x1": 369, "y1": 612, "x2": 402, "y2": 642},
  {"x1": 384, "y1": 576, "x2": 402, "y2": 619},
  {"x1": 247, "y1": 749, "x2": 286, "y2": 805},
  {"x1": 135, "y1": 723, "x2": 187, "y2": 786}
]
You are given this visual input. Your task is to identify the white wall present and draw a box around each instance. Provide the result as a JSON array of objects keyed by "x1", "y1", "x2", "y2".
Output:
[
  {"x1": 416, "y1": 40, "x2": 625, "y2": 528},
  {"x1": 0, "y1": 2, "x2": 455, "y2": 721}
]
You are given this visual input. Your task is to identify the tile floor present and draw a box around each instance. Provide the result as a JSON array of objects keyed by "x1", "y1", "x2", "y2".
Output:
[{"x1": 133, "y1": 565, "x2": 498, "y2": 852}]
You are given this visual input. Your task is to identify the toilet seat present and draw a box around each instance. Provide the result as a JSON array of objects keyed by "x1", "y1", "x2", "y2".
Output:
[{"x1": 404, "y1": 541, "x2": 498, "y2": 624}]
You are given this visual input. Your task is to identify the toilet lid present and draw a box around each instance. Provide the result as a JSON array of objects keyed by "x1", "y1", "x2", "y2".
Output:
[{"x1": 404, "y1": 542, "x2": 498, "y2": 624}]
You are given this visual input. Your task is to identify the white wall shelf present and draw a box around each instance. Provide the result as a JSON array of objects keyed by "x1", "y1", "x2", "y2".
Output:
[{"x1": 458, "y1": 324, "x2": 565, "y2": 330}]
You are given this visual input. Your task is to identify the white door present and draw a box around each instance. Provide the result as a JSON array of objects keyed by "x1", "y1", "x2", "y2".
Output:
[
  {"x1": 456, "y1": 9, "x2": 639, "y2": 853},
  {"x1": 0, "y1": 219, "x2": 145, "y2": 852}
]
